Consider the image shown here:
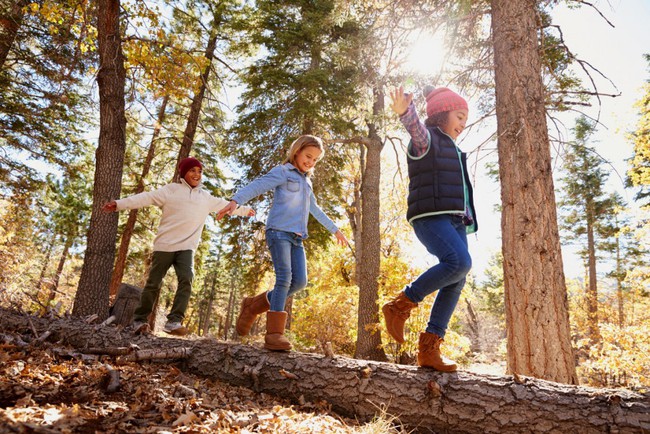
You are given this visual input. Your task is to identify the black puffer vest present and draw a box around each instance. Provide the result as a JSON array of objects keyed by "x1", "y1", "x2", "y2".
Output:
[{"x1": 406, "y1": 127, "x2": 478, "y2": 233}]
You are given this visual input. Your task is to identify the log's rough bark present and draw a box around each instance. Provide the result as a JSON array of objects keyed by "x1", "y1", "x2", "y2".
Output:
[
  {"x1": 491, "y1": 0, "x2": 577, "y2": 383},
  {"x1": 110, "y1": 283, "x2": 142, "y2": 326},
  {"x1": 1, "y1": 308, "x2": 648, "y2": 434}
]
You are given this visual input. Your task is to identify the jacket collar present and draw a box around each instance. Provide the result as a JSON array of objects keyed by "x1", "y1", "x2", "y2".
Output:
[{"x1": 180, "y1": 178, "x2": 202, "y2": 190}]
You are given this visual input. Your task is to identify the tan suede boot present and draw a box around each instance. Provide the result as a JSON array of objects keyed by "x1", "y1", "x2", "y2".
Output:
[
  {"x1": 264, "y1": 311, "x2": 292, "y2": 351},
  {"x1": 236, "y1": 292, "x2": 270, "y2": 336},
  {"x1": 417, "y1": 332, "x2": 457, "y2": 372},
  {"x1": 382, "y1": 292, "x2": 418, "y2": 343}
]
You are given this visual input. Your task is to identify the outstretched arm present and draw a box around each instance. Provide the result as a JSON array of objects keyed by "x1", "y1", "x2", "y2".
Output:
[
  {"x1": 333, "y1": 230, "x2": 348, "y2": 247},
  {"x1": 216, "y1": 200, "x2": 238, "y2": 220},
  {"x1": 102, "y1": 201, "x2": 117, "y2": 213}
]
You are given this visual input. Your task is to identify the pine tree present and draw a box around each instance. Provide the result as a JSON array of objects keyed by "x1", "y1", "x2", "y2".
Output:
[
  {"x1": 491, "y1": 0, "x2": 577, "y2": 384},
  {"x1": 627, "y1": 54, "x2": 650, "y2": 207},
  {"x1": 226, "y1": 0, "x2": 363, "y2": 324},
  {"x1": 559, "y1": 116, "x2": 615, "y2": 344},
  {"x1": 0, "y1": 0, "x2": 94, "y2": 193},
  {"x1": 73, "y1": 0, "x2": 126, "y2": 318}
]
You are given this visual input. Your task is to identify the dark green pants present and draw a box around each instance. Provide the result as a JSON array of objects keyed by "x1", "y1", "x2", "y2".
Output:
[{"x1": 133, "y1": 250, "x2": 194, "y2": 323}]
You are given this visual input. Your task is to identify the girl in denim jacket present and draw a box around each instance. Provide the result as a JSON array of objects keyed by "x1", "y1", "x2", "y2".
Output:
[{"x1": 217, "y1": 135, "x2": 348, "y2": 351}]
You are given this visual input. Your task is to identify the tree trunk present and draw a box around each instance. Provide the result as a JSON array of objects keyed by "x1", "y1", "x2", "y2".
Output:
[
  {"x1": 224, "y1": 283, "x2": 235, "y2": 340},
  {"x1": 615, "y1": 233, "x2": 625, "y2": 328},
  {"x1": 1, "y1": 308, "x2": 648, "y2": 434},
  {"x1": 199, "y1": 274, "x2": 216, "y2": 336},
  {"x1": 354, "y1": 87, "x2": 386, "y2": 362},
  {"x1": 586, "y1": 217, "x2": 601, "y2": 343},
  {"x1": 36, "y1": 241, "x2": 53, "y2": 292},
  {"x1": 0, "y1": 0, "x2": 28, "y2": 70},
  {"x1": 172, "y1": 34, "x2": 217, "y2": 183},
  {"x1": 51, "y1": 235, "x2": 73, "y2": 296},
  {"x1": 109, "y1": 96, "x2": 168, "y2": 299},
  {"x1": 73, "y1": 0, "x2": 126, "y2": 319},
  {"x1": 490, "y1": 0, "x2": 577, "y2": 384}
]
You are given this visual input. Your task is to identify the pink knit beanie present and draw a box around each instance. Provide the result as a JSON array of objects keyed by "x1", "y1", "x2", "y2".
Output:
[
  {"x1": 179, "y1": 157, "x2": 202, "y2": 177},
  {"x1": 424, "y1": 86, "x2": 468, "y2": 118}
]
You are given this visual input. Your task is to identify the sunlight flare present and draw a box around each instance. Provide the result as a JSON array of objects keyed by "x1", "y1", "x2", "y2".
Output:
[{"x1": 404, "y1": 30, "x2": 448, "y2": 77}]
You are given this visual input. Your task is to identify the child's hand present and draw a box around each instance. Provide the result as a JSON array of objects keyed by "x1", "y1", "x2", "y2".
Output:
[
  {"x1": 216, "y1": 200, "x2": 237, "y2": 220},
  {"x1": 334, "y1": 230, "x2": 348, "y2": 247},
  {"x1": 102, "y1": 201, "x2": 117, "y2": 213},
  {"x1": 389, "y1": 86, "x2": 413, "y2": 116},
  {"x1": 247, "y1": 208, "x2": 256, "y2": 217}
]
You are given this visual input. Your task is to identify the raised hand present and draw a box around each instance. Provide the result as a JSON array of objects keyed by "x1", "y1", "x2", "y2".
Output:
[{"x1": 389, "y1": 86, "x2": 413, "y2": 116}]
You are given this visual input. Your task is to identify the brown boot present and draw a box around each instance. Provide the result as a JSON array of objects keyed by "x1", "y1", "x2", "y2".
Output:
[
  {"x1": 382, "y1": 292, "x2": 418, "y2": 343},
  {"x1": 236, "y1": 292, "x2": 270, "y2": 336},
  {"x1": 417, "y1": 332, "x2": 457, "y2": 372},
  {"x1": 264, "y1": 311, "x2": 292, "y2": 351}
]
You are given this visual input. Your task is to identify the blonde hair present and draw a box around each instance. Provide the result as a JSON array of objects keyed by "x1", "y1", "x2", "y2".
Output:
[{"x1": 283, "y1": 134, "x2": 325, "y2": 175}]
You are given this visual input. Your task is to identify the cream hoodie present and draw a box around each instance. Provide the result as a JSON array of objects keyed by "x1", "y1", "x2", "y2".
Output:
[{"x1": 116, "y1": 179, "x2": 252, "y2": 252}]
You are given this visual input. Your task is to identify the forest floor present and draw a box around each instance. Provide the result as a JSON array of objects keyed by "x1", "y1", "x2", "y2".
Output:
[
  {"x1": 0, "y1": 339, "x2": 401, "y2": 433},
  {"x1": 0, "y1": 325, "x2": 505, "y2": 433}
]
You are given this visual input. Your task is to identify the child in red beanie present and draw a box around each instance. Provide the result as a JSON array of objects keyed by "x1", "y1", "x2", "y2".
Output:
[
  {"x1": 103, "y1": 157, "x2": 255, "y2": 335},
  {"x1": 383, "y1": 85, "x2": 478, "y2": 371}
]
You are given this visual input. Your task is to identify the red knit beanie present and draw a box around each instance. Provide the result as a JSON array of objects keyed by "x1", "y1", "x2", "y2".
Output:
[
  {"x1": 424, "y1": 86, "x2": 468, "y2": 118},
  {"x1": 179, "y1": 157, "x2": 202, "y2": 178}
]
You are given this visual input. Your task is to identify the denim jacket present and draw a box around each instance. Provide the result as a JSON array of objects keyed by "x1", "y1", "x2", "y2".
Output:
[{"x1": 232, "y1": 163, "x2": 338, "y2": 238}]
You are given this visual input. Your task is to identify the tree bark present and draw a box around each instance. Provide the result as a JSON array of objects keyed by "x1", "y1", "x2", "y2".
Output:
[
  {"x1": 1, "y1": 308, "x2": 648, "y2": 434},
  {"x1": 354, "y1": 87, "x2": 387, "y2": 361},
  {"x1": 615, "y1": 233, "x2": 625, "y2": 327},
  {"x1": 224, "y1": 283, "x2": 235, "y2": 340},
  {"x1": 172, "y1": 34, "x2": 217, "y2": 183},
  {"x1": 51, "y1": 235, "x2": 72, "y2": 295},
  {"x1": 0, "y1": 0, "x2": 28, "y2": 70},
  {"x1": 109, "y1": 96, "x2": 168, "y2": 299},
  {"x1": 490, "y1": 0, "x2": 577, "y2": 384},
  {"x1": 109, "y1": 283, "x2": 142, "y2": 326},
  {"x1": 586, "y1": 215, "x2": 601, "y2": 343},
  {"x1": 36, "y1": 241, "x2": 53, "y2": 293},
  {"x1": 73, "y1": 0, "x2": 126, "y2": 319}
]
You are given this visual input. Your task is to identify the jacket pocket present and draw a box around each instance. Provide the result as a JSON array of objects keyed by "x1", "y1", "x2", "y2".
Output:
[{"x1": 287, "y1": 179, "x2": 300, "y2": 192}]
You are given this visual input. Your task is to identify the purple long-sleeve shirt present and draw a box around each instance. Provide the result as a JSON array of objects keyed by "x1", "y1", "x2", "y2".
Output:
[{"x1": 399, "y1": 102, "x2": 429, "y2": 157}]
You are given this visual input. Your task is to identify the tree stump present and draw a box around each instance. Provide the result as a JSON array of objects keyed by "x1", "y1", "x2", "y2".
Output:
[{"x1": 110, "y1": 283, "x2": 142, "y2": 326}]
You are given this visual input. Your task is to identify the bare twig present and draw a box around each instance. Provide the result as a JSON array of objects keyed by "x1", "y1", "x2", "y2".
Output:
[{"x1": 117, "y1": 347, "x2": 192, "y2": 363}]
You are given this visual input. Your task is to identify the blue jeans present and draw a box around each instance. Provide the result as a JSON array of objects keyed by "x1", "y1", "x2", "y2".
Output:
[
  {"x1": 266, "y1": 229, "x2": 307, "y2": 311},
  {"x1": 404, "y1": 215, "x2": 471, "y2": 337}
]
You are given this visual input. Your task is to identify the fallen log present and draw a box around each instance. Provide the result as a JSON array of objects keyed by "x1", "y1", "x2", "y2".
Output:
[{"x1": 0, "y1": 307, "x2": 648, "y2": 434}]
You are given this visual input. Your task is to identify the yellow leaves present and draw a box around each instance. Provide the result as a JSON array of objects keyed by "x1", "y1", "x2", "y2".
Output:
[
  {"x1": 577, "y1": 322, "x2": 650, "y2": 388},
  {"x1": 49, "y1": 364, "x2": 70, "y2": 375},
  {"x1": 25, "y1": 1, "x2": 97, "y2": 54}
]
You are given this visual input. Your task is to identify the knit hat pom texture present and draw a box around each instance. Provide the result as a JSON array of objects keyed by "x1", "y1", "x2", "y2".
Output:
[
  {"x1": 179, "y1": 157, "x2": 202, "y2": 178},
  {"x1": 424, "y1": 86, "x2": 468, "y2": 118}
]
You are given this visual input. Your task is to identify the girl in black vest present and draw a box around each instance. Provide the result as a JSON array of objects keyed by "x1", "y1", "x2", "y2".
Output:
[{"x1": 383, "y1": 85, "x2": 478, "y2": 372}]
